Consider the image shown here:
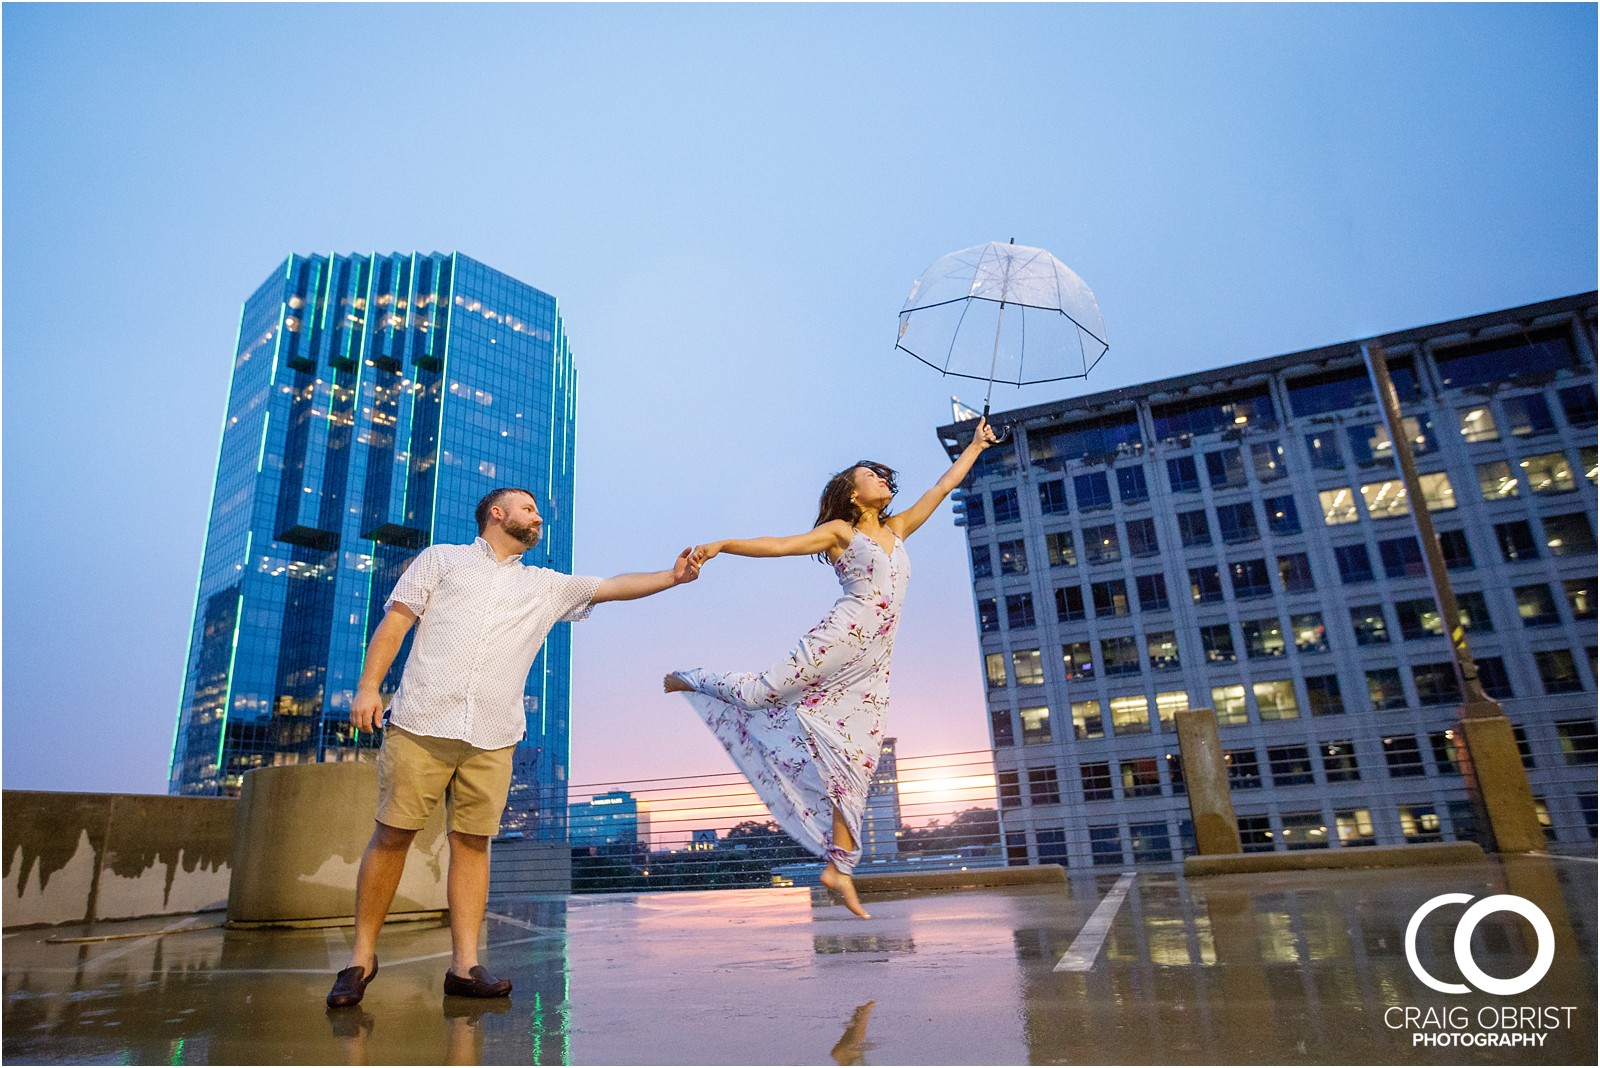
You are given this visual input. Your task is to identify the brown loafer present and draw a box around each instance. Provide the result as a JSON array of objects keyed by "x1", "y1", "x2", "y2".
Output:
[
  {"x1": 326, "y1": 959, "x2": 378, "y2": 1008},
  {"x1": 443, "y1": 965, "x2": 512, "y2": 998}
]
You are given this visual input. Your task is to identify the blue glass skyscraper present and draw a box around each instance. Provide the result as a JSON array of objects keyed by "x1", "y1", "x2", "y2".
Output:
[{"x1": 170, "y1": 252, "x2": 578, "y2": 839}]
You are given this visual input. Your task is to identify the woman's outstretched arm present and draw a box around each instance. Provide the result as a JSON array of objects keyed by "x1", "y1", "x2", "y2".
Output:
[
  {"x1": 694, "y1": 519, "x2": 855, "y2": 564},
  {"x1": 886, "y1": 418, "x2": 999, "y2": 541}
]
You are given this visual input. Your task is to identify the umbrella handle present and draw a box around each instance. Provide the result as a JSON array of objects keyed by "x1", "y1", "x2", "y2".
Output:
[{"x1": 980, "y1": 403, "x2": 1012, "y2": 445}]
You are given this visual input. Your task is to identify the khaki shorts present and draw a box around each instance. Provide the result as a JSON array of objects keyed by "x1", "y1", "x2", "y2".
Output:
[{"x1": 376, "y1": 726, "x2": 515, "y2": 837}]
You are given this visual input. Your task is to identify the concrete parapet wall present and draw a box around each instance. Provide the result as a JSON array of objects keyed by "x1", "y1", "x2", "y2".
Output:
[
  {"x1": 2, "y1": 791, "x2": 236, "y2": 929},
  {"x1": 1184, "y1": 840, "x2": 1484, "y2": 877}
]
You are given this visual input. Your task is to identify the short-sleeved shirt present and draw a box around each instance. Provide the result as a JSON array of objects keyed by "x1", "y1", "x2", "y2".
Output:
[{"x1": 384, "y1": 537, "x2": 602, "y2": 750}]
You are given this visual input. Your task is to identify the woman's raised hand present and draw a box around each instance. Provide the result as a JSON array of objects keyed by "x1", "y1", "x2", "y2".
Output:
[{"x1": 972, "y1": 417, "x2": 1000, "y2": 450}]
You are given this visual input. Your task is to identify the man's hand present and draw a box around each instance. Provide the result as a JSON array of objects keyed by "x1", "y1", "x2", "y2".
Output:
[
  {"x1": 351, "y1": 686, "x2": 386, "y2": 732},
  {"x1": 672, "y1": 546, "x2": 701, "y2": 585}
]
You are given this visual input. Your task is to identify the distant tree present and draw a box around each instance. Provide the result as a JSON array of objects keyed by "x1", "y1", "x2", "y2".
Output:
[{"x1": 898, "y1": 807, "x2": 1000, "y2": 854}]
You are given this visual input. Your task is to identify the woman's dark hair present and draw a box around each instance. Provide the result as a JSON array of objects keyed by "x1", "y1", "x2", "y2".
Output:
[{"x1": 812, "y1": 461, "x2": 897, "y2": 562}]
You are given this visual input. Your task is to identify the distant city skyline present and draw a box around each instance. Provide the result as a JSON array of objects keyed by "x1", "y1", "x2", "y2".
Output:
[{"x1": 2, "y1": 4, "x2": 1595, "y2": 799}]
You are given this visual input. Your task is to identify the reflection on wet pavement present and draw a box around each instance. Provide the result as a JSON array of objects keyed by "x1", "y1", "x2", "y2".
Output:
[{"x1": 3, "y1": 857, "x2": 1594, "y2": 1064}]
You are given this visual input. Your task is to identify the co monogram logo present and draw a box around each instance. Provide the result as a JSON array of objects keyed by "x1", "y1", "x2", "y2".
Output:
[{"x1": 1404, "y1": 893, "x2": 1554, "y2": 996}]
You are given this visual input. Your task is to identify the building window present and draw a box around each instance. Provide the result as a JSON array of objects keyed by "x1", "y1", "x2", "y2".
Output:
[
  {"x1": 1074, "y1": 472, "x2": 1112, "y2": 511},
  {"x1": 1565, "y1": 579, "x2": 1596, "y2": 620},
  {"x1": 1035, "y1": 828, "x2": 1068, "y2": 865},
  {"x1": 1167, "y1": 455, "x2": 1200, "y2": 493},
  {"x1": 998, "y1": 539, "x2": 1028, "y2": 575},
  {"x1": 1351, "y1": 605, "x2": 1390, "y2": 645},
  {"x1": 970, "y1": 544, "x2": 994, "y2": 579},
  {"x1": 1305, "y1": 674, "x2": 1344, "y2": 716},
  {"x1": 1523, "y1": 451, "x2": 1577, "y2": 495},
  {"x1": 1092, "y1": 579, "x2": 1130, "y2": 618},
  {"x1": 997, "y1": 770, "x2": 1020, "y2": 808},
  {"x1": 1556, "y1": 719, "x2": 1598, "y2": 765},
  {"x1": 1430, "y1": 730, "x2": 1462, "y2": 775},
  {"x1": 1055, "y1": 585, "x2": 1086, "y2": 621},
  {"x1": 1265, "y1": 495, "x2": 1301, "y2": 535},
  {"x1": 1291, "y1": 613, "x2": 1328, "y2": 653},
  {"x1": 1336, "y1": 807, "x2": 1376, "y2": 846},
  {"x1": 1367, "y1": 668, "x2": 1407, "y2": 711},
  {"x1": 1082, "y1": 524, "x2": 1121, "y2": 564},
  {"x1": 1514, "y1": 725, "x2": 1535, "y2": 769},
  {"x1": 1502, "y1": 393, "x2": 1556, "y2": 437},
  {"x1": 1214, "y1": 502, "x2": 1257, "y2": 544},
  {"x1": 1136, "y1": 573, "x2": 1169, "y2": 612},
  {"x1": 1255, "y1": 679, "x2": 1299, "y2": 721},
  {"x1": 1558, "y1": 384, "x2": 1598, "y2": 426},
  {"x1": 1543, "y1": 512, "x2": 1596, "y2": 556},
  {"x1": 1456, "y1": 591, "x2": 1494, "y2": 632},
  {"x1": 1039, "y1": 479, "x2": 1070, "y2": 515},
  {"x1": 1165, "y1": 753, "x2": 1187, "y2": 796},
  {"x1": 1269, "y1": 745, "x2": 1315, "y2": 786},
  {"x1": 1211, "y1": 685, "x2": 1249, "y2": 725},
  {"x1": 1360, "y1": 479, "x2": 1409, "y2": 520},
  {"x1": 1420, "y1": 472, "x2": 1457, "y2": 511},
  {"x1": 1155, "y1": 690, "x2": 1188, "y2": 731},
  {"x1": 1305, "y1": 433, "x2": 1343, "y2": 470},
  {"x1": 1438, "y1": 529, "x2": 1474, "y2": 570},
  {"x1": 1005, "y1": 830, "x2": 1028, "y2": 864},
  {"x1": 1281, "y1": 811, "x2": 1330, "y2": 850},
  {"x1": 1476, "y1": 657, "x2": 1514, "y2": 700},
  {"x1": 1277, "y1": 553, "x2": 1315, "y2": 592},
  {"x1": 1379, "y1": 536, "x2": 1426, "y2": 579},
  {"x1": 1535, "y1": 650, "x2": 1582, "y2": 694},
  {"x1": 978, "y1": 598, "x2": 999, "y2": 633},
  {"x1": 1019, "y1": 705, "x2": 1052, "y2": 745},
  {"x1": 1229, "y1": 559, "x2": 1272, "y2": 599},
  {"x1": 1458, "y1": 406, "x2": 1499, "y2": 442},
  {"x1": 1238, "y1": 815, "x2": 1273, "y2": 853},
  {"x1": 1110, "y1": 694, "x2": 1151, "y2": 735},
  {"x1": 1383, "y1": 735, "x2": 1426, "y2": 778},
  {"x1": 1322, "y1": 741, "x2": 1360, "y2": 782},
  {"x1": 984, "y1": 652, "x2": 1008, "y2": 689},
  {"x1": 1477, "y1": 460, "x2": 1519, "y2": 500},
  {"x1": 966, "y1": 496, "x2": 987, "y2": 528},
  {"x1": 1011, "y1": 648, "x2": 1044, "y2": 686},
  {"x1": 1252, "y1": 440, "x2": 1286, "y2": 482},
  {"x1": 1046, "y1": 531, "x2": 1078, "y2": 567},
  {"x1": 1346, "y1": 424, "x2": 1390, "y2": 467},
  {"x1": 1226, "y1": 749, "x2": 1262, "y2": 789},
  {"x1": 1395, "y1": 598, "x2": 1444, "y2": 641},
  {"x1": 992, "y1": 487, "x2": 1021, "y2": 524},
  {"x1": 1062, "y1": 642, "x2": 1096, "y2": 681},
  {"x1": 1178, "y1": 509, "x2": 1212, "y2": 547},
  {"x1": 1190, "y1": 566, "x2": 1224, "y2": 603},
  {"x1": 1320, "y1": 487, "x2": 1360, "y2": 525},
  {"x1": 1412, "y1": 662, "x2": 1461, "y2": 706},
  {"x1": 990, "y1": 706, "x2": 1014, "y2": 747},
  {"x1": 1584, "y1": 446, "x2": 1598, "y2": 483},
  {"x1": 1121, "y1": 758, "x2": 1162, "y2": 798},
  {"x1": 1101, "y1": 636, "x2": 1141, "y2": 677},
  {"x1": 1516, "y1": 584, "x2": 1559, "y2": 626},
  {"x1": 1028, "y1": 766, "x2": 1061, "y2": 805},
  {"x1": 1072, "y1": 699, "x2": 1104, "y2": 740},
  {"x1": 1206, "y1": 449, "x2": 1247, "y2": 489},
  {"x1": 1130, "y1": 821, "x2": 1174, "y2": 862},
  {"x1": 1081, "y1": 762, "x2": 1113, "y2": 802},
  {"x1": 1089, "y1": 825, "x2": 1124, "y2": 865},
  {"x1": 1006, "y1": 593, "x2": 1035, "y2": 629},
  {"x1": 1242, "y1": 618, "x2": 1286, "y2": 659},
  {"x1": 1494, "y1": 520, "x2": 1539, "y2": 561},
  {"x1": 1126, "y1": 517, "x2": 1160, "y2": 558},
  {"x1": 1200, "y1": 624, "x2": 1236, "y2": 663},
  {"x1": 1334, "y1": 543, "x2": 1374, "y2": 584},
  {"x1": 1399, "y1": 804, "x2": 1442, "y2": 843},
  {"x1": 1147, "y1": 631, "x2": 1180, "y2": 671},
  {"x1": 1117, "y1": 465, "x2": 1150, "y2": 503}
]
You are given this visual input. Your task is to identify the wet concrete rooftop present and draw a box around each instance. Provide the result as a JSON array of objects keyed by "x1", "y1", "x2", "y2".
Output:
[{"x1": 4, "y1": 854, "x2": 1595, "y2": 1065}]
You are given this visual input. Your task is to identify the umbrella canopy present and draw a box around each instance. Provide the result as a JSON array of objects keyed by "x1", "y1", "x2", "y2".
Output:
[{"x1": 896, "y1": 241, "x2": 1108, "y2": 391}]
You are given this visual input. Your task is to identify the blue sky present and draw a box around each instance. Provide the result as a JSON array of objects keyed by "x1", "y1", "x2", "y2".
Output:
[{"x1": 2, "y1": 3, "x2": 1595, "y2": 796}]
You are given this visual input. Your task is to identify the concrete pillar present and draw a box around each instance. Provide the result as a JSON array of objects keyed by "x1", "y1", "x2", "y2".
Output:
[
  {"x1": 227, "y1": 761, "x2": 448, "y2": 925},
  {"x1": 1460, "y1": 710, "x2": 1547, "y2": 854},
  {"x1": 1175, "y1": 708, "x2": 1241, "y2": 855}
]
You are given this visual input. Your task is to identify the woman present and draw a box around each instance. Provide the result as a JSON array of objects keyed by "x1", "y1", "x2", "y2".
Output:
[{"x1": 665, "y1": 418, "x2": 998, "y2": 918}]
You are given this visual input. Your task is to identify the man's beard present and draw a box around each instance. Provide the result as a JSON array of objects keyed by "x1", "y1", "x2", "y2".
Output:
[{"x1": 503, "y1": 519, "x2": 541, "y2": 548}]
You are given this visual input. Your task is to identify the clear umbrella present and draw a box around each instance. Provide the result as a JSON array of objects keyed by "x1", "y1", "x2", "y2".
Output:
[{"x1": 897, "y1": 240, "x2": 1108, "y2": 424}]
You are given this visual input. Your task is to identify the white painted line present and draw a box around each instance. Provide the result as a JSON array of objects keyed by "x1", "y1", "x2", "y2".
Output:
[
  {"x1": 1054, "y1": 871, "x2": 1137, "y2": 973},
  {"x1": 78, "y1": 919, "x2": 214, "y2": 973},
  {"x1": 1531, "y1": 853, "x2": 1598, "y2": 864},
  {"x1": 484, "y1": 910, "x2": 557, "y2": 933}
]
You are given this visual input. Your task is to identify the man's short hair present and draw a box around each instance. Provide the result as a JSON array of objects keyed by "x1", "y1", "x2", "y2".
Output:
[{"x1": 475, "y1": 487, "x2": 537, "y2": 534}]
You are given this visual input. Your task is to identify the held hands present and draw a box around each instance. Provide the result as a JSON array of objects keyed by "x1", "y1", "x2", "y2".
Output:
[
  {"x1": 688, "y1": 541, "x2": 725, "y2": 569},
  {"x1": 350, "y1": 687, "x2": 385, "y2": 733},
  {"x1": 671, "y1": 546, "x2": 702, "y2": 585}
]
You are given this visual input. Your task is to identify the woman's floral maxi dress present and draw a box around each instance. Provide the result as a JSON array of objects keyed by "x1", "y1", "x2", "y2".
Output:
[{"x1": 674, "y1": 530, "x2": 908, "y2": 873}]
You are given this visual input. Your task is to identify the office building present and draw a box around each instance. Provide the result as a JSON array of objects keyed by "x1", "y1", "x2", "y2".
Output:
[
  {"x1": 170, "y1": 252, "x2": 578, "y2": 840},
  {"x1": 940, "y1": 293, "x2": 1597, "y2": 868},
  {"x1": 861, "y1": 736, "x2": 902, "y2": 859},
  {"x1": 569, "y1": 791, "x2": 650, "y2": 849}
]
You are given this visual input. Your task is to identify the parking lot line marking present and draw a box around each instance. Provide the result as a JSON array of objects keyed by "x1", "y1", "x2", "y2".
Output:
[{"x1": 1054, "y1": 871, "x2": 1137, "y2": 973}]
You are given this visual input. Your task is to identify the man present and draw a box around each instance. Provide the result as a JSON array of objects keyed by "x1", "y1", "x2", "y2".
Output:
[{"x1": 326, "y1": 487, "x2": 698, "y2": 1008}]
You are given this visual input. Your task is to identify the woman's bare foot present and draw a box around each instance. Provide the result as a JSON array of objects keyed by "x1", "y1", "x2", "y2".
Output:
[
  {"x1": 663, "y1": 673, "x2": 692, "y2": 693},
  {"x1": 820, "y1": 863, "x2": 870, "y2": 919}
]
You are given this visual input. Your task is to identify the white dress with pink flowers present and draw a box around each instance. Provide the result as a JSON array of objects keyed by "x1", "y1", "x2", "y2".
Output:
[{"x1": 674, "y1": 530, "x2": 908, "y2": 874}]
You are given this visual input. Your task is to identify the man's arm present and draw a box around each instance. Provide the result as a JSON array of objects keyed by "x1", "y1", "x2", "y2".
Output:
[
  {"x1": 349, "y1": 604, "x2": 419, "y2": 732},
  {"x1": 591, "y1": 547, "x2": 700, "y2": 605}
]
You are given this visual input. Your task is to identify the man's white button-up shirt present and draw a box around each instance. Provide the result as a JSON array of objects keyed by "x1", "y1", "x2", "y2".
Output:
[{"x1": 384, "y1": 537, "x2": 602, "y2": 750}]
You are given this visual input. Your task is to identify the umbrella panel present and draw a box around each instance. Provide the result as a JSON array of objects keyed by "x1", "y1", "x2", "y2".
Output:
[{"x1": 896, "y1": 298, "x2": 1107, "y2": 386}]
